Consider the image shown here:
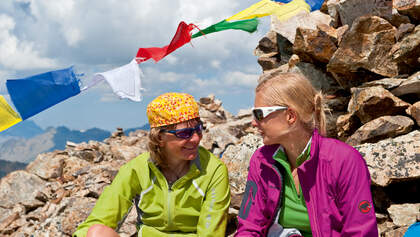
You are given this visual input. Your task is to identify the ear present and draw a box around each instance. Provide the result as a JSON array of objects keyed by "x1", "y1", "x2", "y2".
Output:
[{"x1": 286, "y1": 108, "x2": 297, "y2": 125}]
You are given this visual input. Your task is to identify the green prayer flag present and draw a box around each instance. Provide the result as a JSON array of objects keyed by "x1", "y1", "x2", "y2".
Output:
[{"x1": 191, "y1": 18, "x2": 259, "y2": 39}]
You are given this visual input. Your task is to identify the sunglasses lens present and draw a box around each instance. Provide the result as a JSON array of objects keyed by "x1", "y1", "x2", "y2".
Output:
[
  {"x1": 174, "y1": 124, "x2": 203, "y2": 139},
  {"x1": 175, "y1": 129, "x2": 193, "y2": 139},
  {"x1": 252, "y1": 109, "x2": 263, "y2": 121}
]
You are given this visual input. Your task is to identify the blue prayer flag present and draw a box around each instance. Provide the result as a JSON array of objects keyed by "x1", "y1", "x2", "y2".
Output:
[
  {"x1": 273, "y1": 0, "x2": 324, "y2": 11},
  {"x1": 6, "y1": 66, "x2": 81, "y2": 120}
]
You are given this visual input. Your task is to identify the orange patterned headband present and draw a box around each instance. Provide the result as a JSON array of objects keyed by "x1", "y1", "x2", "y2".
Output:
[{"x1": 147, "y1": 92, "x2": 199, "y2": 128}]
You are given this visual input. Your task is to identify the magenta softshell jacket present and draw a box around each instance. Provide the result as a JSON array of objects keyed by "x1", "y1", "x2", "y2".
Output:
[{"x1": 235, "y1": 130, "x2": 378, "y2": 236}]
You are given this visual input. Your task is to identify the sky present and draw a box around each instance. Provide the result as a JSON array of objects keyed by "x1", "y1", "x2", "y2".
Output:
[{"x1": 0, "y1": 0, "x2": 270, "y2": 132}]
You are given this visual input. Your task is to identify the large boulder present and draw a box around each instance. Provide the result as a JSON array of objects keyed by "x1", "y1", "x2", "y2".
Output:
[
  {"x1": 26, "y1": 153, "x2": 65, "y2": 180},
  {"x1": 327, "y1": 0, "x2": 392, "y2": 27},
  {"x1": 391, "y1": 71, "x2": 420, "y2": 98},
  {"x1": 221, "y1": 134, "x2": 263, "y2": 194},
  {"x1": 354, "y1": 130, "x2": 420, "y2": 186},
  {"x1": 346, "y1": 115, "x2": 414, "y2": 146},
  {"x1": 347, "y1": 86, "x2": 411, "y2": 124},
  {"x1": 293, "y1": 24, "x2": 338, "y2": 64},
  {"x1": 0, "y1": 171, "x2": 46, "y2": 209},
  {"x1": 327, "y1": 16, "x2": 398, "y2": 89},
  {"x1": 391, "y1": 25, "x2": 420, "y2": 73},
  {"x1": 271, "y1": 10, "x2": 332, "y2": 43},
  {"x1": 201, "y1": 116, "x2": 253, "y2": 158},
  {"x1": 254, "y1": 30, "x2": 279, "y2": 56},
  {"x1": 387, "y1": 203, "x2": 420, "y2": 227}
]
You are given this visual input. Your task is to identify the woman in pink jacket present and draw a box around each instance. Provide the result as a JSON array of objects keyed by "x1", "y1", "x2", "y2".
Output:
[{"x1": 235, "y1": 73, "x2": 378, "y2": 236}]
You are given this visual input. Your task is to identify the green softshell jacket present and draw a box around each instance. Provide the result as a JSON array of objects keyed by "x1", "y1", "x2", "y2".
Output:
[{"x1": 73, "y1": 146, "x2": 231, "y2": 237}]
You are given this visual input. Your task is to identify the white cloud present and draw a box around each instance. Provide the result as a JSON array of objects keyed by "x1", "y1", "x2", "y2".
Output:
[
  {"x1": 163, "y1": 55, "x2": 178, "y2": 65},
  {"x1": 210, "y1": 60, "x2": 221, "y2": 69},
  {"x1": 224, "y1": 71, "x2": 259, "y2": 87},
  {"x1": 0, "y1": 14, "x2": 57, "y2": 70}
]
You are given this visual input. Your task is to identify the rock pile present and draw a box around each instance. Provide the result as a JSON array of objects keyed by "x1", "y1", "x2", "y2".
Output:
[{"x1": 0, "y1": 0, "x2": 419, "y2": 236}]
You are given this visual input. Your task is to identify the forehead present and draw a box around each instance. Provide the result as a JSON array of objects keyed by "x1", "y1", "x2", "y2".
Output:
[
  {"x1": 172, "y1": 119, "x2": 199, "y2": 129},
  {"x1": 254, "y1": 92, "x2": 270, "y2": 107}
]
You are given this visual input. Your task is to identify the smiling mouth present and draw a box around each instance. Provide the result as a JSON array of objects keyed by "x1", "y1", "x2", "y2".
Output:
[{"x1": 183, "y1": 146, "x2": 197, "y2": 151}]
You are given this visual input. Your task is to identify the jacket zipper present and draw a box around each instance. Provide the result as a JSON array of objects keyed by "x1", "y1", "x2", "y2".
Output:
[
  {"x1": 268, "y1": 162, "x2": 283, "y2": 232},
  {"x1": 167, "y1": 187, "x2": 172, "y2": 227},
  {"x1": 310, "y1": 199, "x2": 321, "y2": 237}
]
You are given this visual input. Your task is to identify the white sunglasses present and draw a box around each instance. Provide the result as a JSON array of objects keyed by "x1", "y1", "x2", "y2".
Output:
[{"x1": 252, "y1": 106, "x2": 288, "y2": 121}]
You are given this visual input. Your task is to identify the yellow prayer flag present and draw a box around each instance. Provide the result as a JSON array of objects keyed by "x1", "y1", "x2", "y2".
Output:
[
  {"x1": 226, "y1": 0, "x2": 310, "y2": 22},
  {"x1": 0, "y1": 95, "x2": 22, "y2": 132}
]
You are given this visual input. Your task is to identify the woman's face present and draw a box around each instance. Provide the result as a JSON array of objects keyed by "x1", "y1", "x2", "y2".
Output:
[
  {"x1": 252, "y1": 91, "x2": 293, "y2": 145},
  {"x1": 160, "y1": 119, "x2": 202, "y2": 162}
]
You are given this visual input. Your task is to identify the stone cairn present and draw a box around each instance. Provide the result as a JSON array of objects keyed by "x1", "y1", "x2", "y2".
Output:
[{"x1": 1, "y1": 0, "x2": 419, "y2": 236}]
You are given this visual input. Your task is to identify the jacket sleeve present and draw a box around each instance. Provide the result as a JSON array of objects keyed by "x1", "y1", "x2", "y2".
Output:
[
  {"x1": 196, "y1": 163, "x2": 231, "y2": 237},
  {"x1": 235, "y1": 153, "x2": 270, "y2": 237},
  {"x1": 72, "y1": 163, "x2": 141, "y2": 237},
  {"x1": 334, "y1": 148, "x2": 378, "y2": 237}
]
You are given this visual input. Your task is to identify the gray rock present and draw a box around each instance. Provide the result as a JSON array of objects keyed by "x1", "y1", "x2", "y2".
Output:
[
  {"x1": 0, "y1": 171, "x2": 46, "y2": 209},
  {"x1": 391, "y1": 25, "x2": 420, "y2": 72},
  {"x1": 201, "y1": 116, "x2": 253, "y2": 157},
  {"x1": 406, "y1": 101, "x2": 420, "y2": 126},
  {"x1": 354, "y1": 130, "x2": 420, "y2": 186},
  {"x1": 391, "y1": 71, "x2": 420, "y2": 97},
  {"x1": 257, "y1": 53, "x2": 281, "y2": 71},
  {"x1": 346, "y1": 115, "x2": 414, "y2": 146},
  {"x1": 221, "y1": 134, "x2": 263, "y2": 194},
  {"x1": 387, "y1": 203, "x2": 420, "y2": 226},
  {"x1": 26, "y1": 153, "x2": 65, "y2": 180},
  {"x1": 271, "y1": 11, "x2": 332, "y2": 43},
  {"x1": 336, "y1": 113, "x2": 361, "y2": 140},
  {"x1": 254, "y1": 30, "x2": 279, "y2": 55},
  {"x1": 327, "y1": 0, "x2": 392, "y2": 27},
  {"x1": 288, "y1": 62, "x2": 342, "y2": 95},
  {"x1": 360, "y1": 78, "x2": 406, "y2": 90}
]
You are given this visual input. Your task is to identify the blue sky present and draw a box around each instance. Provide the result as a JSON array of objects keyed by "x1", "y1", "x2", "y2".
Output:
[{"x1": 0, "y1": 0, "x2": 269, "y2": 131}]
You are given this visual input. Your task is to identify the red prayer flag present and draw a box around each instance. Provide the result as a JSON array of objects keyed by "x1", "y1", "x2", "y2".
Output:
[{"x1": 136, "y1": 21, "x2": 196, "y2": 63}]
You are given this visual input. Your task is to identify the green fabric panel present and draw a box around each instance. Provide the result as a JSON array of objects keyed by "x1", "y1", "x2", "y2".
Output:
[
  {"x1": 273, "y1": 143, "x2": 313, "y2": 237},
  {"x1": 191, "y1": 18, "x2": 259, "y2": 39}
]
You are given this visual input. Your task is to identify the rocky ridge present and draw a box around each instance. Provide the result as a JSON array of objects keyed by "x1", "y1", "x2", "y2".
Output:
[{"x1": 1, "y1": 0, "x2": 420, "y2": 236}]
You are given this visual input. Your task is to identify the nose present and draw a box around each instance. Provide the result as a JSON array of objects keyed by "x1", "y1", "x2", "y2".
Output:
[{"x1": 251, "y1": 119, "x2": 258, "y2": 127}]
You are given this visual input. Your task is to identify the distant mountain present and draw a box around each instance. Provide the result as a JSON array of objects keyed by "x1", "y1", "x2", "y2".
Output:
[
  {"x1": 124, "y1": 123, "x2": 150, "y2": 135},
  {"x1": 0, "y1": 125, "x2": 111, "y2": 164},
  {"x1": 51, "y1": 126, "x2": 111, "y2": 151},
  {"x1": 0, "y1": 159, "x2": 27, "y2": 178},
  {"x1": 0, "y1": 120, "x2": 44, "y2": 139}
]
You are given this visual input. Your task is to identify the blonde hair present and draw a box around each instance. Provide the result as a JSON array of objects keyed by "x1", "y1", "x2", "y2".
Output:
[
  {"x1": 256, "y1": 72, "x2": 327, "y2": 136},
  {"x1": 147, "y1": 118, "x2": 202, "y2": 168}
]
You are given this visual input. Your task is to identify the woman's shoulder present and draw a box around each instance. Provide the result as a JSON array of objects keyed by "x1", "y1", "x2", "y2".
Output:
[
  {"x1": 317, "y1": 135, "x2": 366, "y2": 166},
  {"x1": 121, "y1": 152, "x2": 151, "y2": 171},
  {"x1": 250, "y1": 144, "x2": 280, "y2": 163}
]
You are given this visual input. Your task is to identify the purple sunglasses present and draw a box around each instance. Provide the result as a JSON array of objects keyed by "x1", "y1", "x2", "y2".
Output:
[{"x1": 162, "y1": 123, "x2": 204, "y2": 139}]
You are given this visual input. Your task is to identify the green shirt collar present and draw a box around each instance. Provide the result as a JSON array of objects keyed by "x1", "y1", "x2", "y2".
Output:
[{"x1": 273, "y1": 137, "x2": 312, "y2": 167}]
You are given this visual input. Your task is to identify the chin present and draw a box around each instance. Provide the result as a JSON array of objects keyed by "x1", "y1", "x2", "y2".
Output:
[
  {"x1": 262, "y1": 136, "x2": 276, "y2": 146},
  {"x1": 182, "y1": 150, "x2": 198, "y2": 160}
]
